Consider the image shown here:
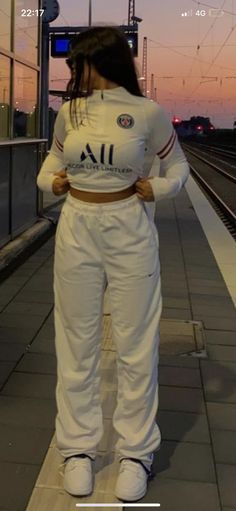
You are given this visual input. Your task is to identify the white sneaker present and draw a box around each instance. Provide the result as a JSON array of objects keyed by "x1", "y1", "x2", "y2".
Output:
[
  {"x1": 115, "y1": 459, "x2": 149, "y2": 502},
  {"x1": 63, "y1": 456, "x2": 93, "y2": 496}
]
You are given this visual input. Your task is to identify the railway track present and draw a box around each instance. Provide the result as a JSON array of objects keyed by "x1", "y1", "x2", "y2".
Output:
[
  {"x1": 183, "y1": 142, "x2": 236, "y2": 160},
  {"x1": 183, "y1": 145, "x2": 236, "y2": 239},
  {"x1": 183, "y1": 144, "x2": 236, "y2": 181}
]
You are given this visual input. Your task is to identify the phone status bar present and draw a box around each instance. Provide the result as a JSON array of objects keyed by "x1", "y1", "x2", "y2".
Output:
[{"x1": 181, "y1": 8, "x2": 225, "y2": 17}]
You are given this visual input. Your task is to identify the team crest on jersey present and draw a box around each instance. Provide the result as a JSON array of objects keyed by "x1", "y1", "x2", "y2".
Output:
[{"x1": 117, "y1": 114, "x2": 134, "y2": 129}]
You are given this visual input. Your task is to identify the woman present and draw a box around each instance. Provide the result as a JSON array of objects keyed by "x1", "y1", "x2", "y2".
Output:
[{"x1": 37, "y1": 26, "x2": 189, "y2": 502}]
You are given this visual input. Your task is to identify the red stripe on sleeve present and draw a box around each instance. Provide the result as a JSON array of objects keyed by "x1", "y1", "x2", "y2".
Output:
[
  {"x1": 156, "y1": 130, "x2": 175, "y2": 158},
  {"x1": 55, "y1": 136, "x2": 63, "y2": 149},
  {"x1": 55, "y1": 138, "x2": 63, "y2": 152},
  {"x1": 159, "y1": 133, "x2": 177, "y2": 160}
]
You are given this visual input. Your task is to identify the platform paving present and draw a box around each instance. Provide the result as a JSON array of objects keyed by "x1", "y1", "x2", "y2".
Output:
[{"x1": 0, "y1": 187, "x2": 235, "y2": 511}]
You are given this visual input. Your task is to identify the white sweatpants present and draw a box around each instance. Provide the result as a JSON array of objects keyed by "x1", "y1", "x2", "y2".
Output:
[{"x1": 53, "y1": 192, "x2": 162, "y2": 469}]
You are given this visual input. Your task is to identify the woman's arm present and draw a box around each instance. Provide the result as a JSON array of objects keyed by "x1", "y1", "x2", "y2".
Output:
[
  {"x1": 37, "y1": 104, "x2": 67, "y2": 193},
  {"x1": 142, "y1": 102, "x2": 189, "y2": 202}
]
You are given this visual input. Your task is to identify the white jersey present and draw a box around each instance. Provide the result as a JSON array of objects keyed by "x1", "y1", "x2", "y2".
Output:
[{"x1": 37, "y1": 86, "x2": 189, "y2": 201}]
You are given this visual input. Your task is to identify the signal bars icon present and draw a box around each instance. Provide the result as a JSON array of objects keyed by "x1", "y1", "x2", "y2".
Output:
[{"x1": 181, "y1": 10, "x2": 192, "y2": 16}]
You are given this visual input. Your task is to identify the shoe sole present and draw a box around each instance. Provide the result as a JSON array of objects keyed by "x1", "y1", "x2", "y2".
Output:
[
  {"x1": 115, "y1": 487, "x2": 147, "y2": 502},
  {"x1": 64, "y1": 483, "x2": 93, "y2": 497},
  {"x1": 64, "y1": 488, "x2": 93, "y2": 497}
]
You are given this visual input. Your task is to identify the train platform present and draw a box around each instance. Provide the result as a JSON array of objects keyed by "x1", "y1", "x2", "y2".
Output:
[{"x1": 0, "y1": 174, "x2": 236, "y2": 511}]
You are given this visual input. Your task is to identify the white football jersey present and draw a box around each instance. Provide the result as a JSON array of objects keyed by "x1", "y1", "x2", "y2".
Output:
[{"x1": 37, "y1": 86, "x2": 189, "y2": 201}]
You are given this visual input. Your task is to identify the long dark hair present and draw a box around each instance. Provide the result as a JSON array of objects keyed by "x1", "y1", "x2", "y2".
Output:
[{"x1": 66, "y1": 26, "x2": 143, "y2": 129}]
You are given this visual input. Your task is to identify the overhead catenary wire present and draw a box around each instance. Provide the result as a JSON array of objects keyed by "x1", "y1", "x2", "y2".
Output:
[
  {"x1": 200, "y1": 0, "x2": 226, "y2": 45},
  {"x1": 205, "y1": 23, "x2": 236, "y2": 75},
  {"x1": 185, "y1": 0, "x2": 226, "y2": 79},
  {"x1": 148, "y1": 38, "x2": 236, "y2": 73},
  {"x1": 149, "y1": 43, "x2": 236, "y2": 48},
  {"x1": 185, "y1": 21, "x2": 236, "y2": 100},
  {"x1": 148, "y1": 0, "x2": 235, "y2": 118}
]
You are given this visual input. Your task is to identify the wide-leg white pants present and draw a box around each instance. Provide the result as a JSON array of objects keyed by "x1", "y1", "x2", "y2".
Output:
[{"x1": 53, "y1": 192, "x2": 162, "y2": 469}]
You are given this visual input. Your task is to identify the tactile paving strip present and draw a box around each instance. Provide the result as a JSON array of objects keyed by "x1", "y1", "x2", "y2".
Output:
[
  {"x1": 102, "y1": 315, "x2": 205, "y2": 356},
  {"x1": 102, "y1": 317, "x2": 115, "y2": 351}
]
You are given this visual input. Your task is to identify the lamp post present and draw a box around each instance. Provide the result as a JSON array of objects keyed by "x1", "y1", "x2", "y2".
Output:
[{"x1": 88, "y1": 0, "x2": 92, "y2": 26}]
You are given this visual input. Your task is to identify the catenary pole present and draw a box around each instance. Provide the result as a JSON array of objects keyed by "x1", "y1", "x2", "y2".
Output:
[{"x1": 88, "y1": 0, "x2": 92, "y2": 26}]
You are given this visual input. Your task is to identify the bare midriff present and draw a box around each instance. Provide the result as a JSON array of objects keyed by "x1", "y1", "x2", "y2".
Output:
[{"x1": 69, "y1": 185, "x2": 136, "y2": 203}]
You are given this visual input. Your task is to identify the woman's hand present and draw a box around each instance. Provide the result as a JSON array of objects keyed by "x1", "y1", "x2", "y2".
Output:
[
  {"x1": 135, "y1": 177, "x2": 155, "y2": 202},
  {"x1": 52, "y1": 170, "x2": 70, "y2": 196}
]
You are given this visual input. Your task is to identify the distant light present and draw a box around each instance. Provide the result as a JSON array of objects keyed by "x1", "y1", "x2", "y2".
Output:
[
  {"x1": 173, "y1": 117, "x2": 181, "y2": 123},
  {"x1": 197, "y1": 125, "x2": 203, "y2": 130},
  {"x1": 210, "y1": 126, "x2": 214, "y2": 130}
]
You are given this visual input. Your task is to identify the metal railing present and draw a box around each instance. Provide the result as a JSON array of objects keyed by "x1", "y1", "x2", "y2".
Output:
[{"x1": 0, "y1": 138, "x2": 48, "y2": 248}]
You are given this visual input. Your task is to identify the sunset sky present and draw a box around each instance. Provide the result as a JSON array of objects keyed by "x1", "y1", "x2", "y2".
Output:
[{"x1": 49, "y1": 0, "x2": 236, "y2": 128}]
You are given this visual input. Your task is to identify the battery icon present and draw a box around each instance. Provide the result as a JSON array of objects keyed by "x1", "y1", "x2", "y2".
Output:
[{"x1": 209, "y1": 8, "x2": 224, "y2": 17}]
